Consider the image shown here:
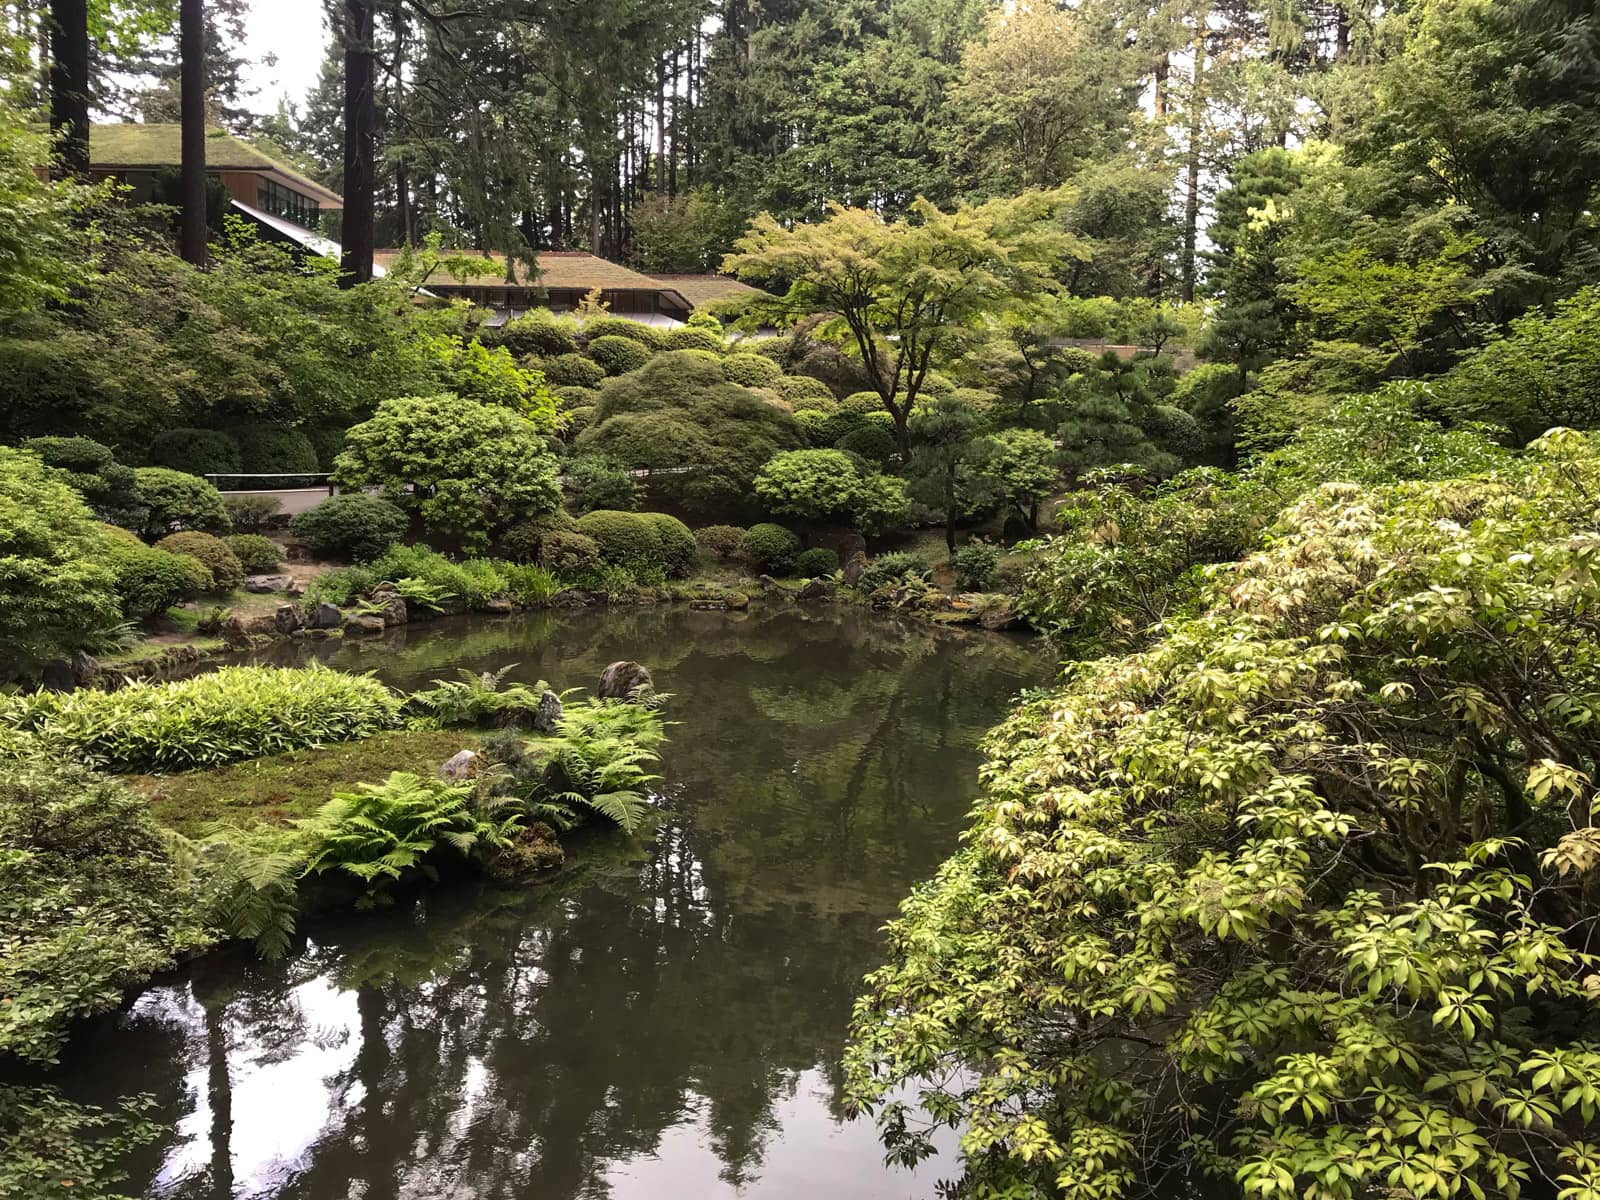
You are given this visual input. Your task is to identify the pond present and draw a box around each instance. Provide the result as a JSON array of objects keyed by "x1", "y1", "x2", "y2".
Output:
[{"x1": 45, "y1": 604, "x2": 1050, "y2": 1199}]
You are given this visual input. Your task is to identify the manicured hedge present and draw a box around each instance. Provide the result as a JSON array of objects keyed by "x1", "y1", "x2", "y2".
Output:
[
  {"x1": 640, "y1": 512, "x2": 696, "y2": 577},
  {"x1": 742, "y1": 523, "x2": 801, "y2": 574},
  {"x1": 586, "y1": 335, "x2": 653, "y2": 376},
  {"x1": 155, "y1": 531, "x2": 244, "y2": 593},
  {"x1": 576, "y1": 509, "x2": 662, "y2": 567},
  {"x1": 291, "y1": 493, "x2": 408, "y2": 562}
]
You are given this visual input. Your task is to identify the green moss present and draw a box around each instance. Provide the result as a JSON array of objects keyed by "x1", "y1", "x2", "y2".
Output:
[{"x1": 129, "y1": 729, "x2": 479, "y2": 837}]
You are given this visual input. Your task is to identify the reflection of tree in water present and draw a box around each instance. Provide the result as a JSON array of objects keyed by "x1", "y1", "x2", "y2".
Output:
[{"x1": 48, "y1": 606, "x2": 1046, "y2": 1199}]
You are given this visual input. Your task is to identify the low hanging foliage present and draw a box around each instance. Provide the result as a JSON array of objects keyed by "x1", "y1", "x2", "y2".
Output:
[
  {"x1": 845, "y1": 427, "x2": 1600, "y2": 1200},
  {"x1": 515, "y1": 699, "x2": 668, "y2": 835}
]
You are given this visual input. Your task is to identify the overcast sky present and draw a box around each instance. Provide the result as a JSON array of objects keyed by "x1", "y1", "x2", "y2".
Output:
[{"x1": 240, "y1": 0, "x2": 330, "y2": 117}]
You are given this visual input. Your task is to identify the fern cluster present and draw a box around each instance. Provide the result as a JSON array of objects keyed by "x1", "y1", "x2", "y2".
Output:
[{"x1": 407, "y1": 663, "x2": 560, "y2": 728}]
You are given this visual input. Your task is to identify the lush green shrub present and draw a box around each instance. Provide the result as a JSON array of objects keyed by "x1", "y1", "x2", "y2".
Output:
[
  {"x1": 813, "y1": 409, "x2": 869, "y2": 448},
  {"x1": 0, "y1": 757, "x2": 211, "y2": 1062},
  {"x1": 493, "y1": 311, "x2": 580, "y2": 357},
  {"x1": 836, "y1": 422, "x2": 897, "y2": 465},
  {"x1": 796, "y1": 546, "x2": 839, "y2": 577},
  {"x1": 222, "y1": 494, "x2": 282, "y2": 531},
  {"x1": 754, "y1": 448, "x2": 907, "y2": 532},
  {"x1": 581, "y1": 316, "x2": 667, "y2": 348},
  {"x1": 586, "y1": 334, "x2": 653, "y2": 376},
  {"x1": 722, "y1": 352, "x2": 785, "y2": 388},
  {"x1": 538, "y1": 529, "x2": 603, "y2": 576},
  {"x1": 563, "y1": 404, "x2": 597, "y2": 438},
  {"x1": 841, "y1": 391, "x2": 883, "y2": 414},
  {"x1": 858, "y1": 551, "x2": 929, "y2": 592},
  {"x1": 459, "y1": 558, "x2": 509, "y2": 604},
  {"x1": 640, "y1": 512, "x2": 697, "y2": 577},
  {"x1": 134, "y1": 467, "x2": 231, "y2": 538},
  {"x1": 301, "y1": 563, "x2": 378, "y2": 608},
  {"x1": 753, "y1": 335, "x2": 793, "y2": 363},
  {"x1": 663, "y1": 325, "x2": 725, "y2": 353},
  {"x1": 501, "y1": 563, "x2": 560, "y2": 605},
  {"x1": 235, "y1": 424, "x2": 319, "y2": 474},
  {"x1": 224, "y1": 533, "x2": 282, "y2": 574},
  {"x1": 290, "y1": 493, "x2": 408, "y2": 561},
  {"x1": 498, "y1": 510, "x2": 578, "y2": 563},
  {"x1": 775, "y1": 374, "x2": 836, "y2": 406},
  {"x1": 1144, "y1": 404, "x2": 1206, "y2": 463},
  {"x1": 576, "y1": 509, "x2": 663, "y2": 568},
  {"x1": 695, "y1": 524, "x2": 747, "y2": 560},
  {"x1": 20, "y1": 435, "x2": 144, "y2": 527},
  {"x1": 2, "y1": 665, "x2": 402, "y2": 771},
  {"x1": 742, "y1": 523, "x2": 801, "y2": 574},
  {"x1": 566, "y1": 454, "x2": 642, "y2": 513},
  {"x1": 367, "y1": 543, "x2": 476, "y2": 602},
  {"x1": 304, "y1": 425, "x2": 347, "y2": 470},
  {"x1": 102, "y1": 533, "x2": 210, "y2": 618},
  {"x1": 543, "y1": 352, "x2": 607, "y2": 388},
  {"x1": 154, "y1": 531, "x2": 245, "y2": 593},
  {"x1": 953, "y1": 542, "x2": 999, "y2": 590},
  {"x1": 332, "y1": 394, "x2": 562, "y2": 552},
  {"x1": 0, "y1": 448, "x2": 121, "y2": 670},
  {"x1": 148, "y1": 427, "x2": 242, "y2": 477}
]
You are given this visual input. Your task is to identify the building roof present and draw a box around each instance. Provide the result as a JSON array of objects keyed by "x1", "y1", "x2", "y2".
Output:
[
  {"x1": 371, "y1": 248, "x2": 694, "y2": 309},
  {"x1": 647, "y1": 273, "x2": 767, "y2": 306},
  {"x1": 90, "y1": 124, "x2": 345, "y2": 209}
]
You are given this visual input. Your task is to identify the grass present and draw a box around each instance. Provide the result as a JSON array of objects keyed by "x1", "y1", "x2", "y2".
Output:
[{"x1": 129, "y1": 729, "x2": 480, "y2": 837}]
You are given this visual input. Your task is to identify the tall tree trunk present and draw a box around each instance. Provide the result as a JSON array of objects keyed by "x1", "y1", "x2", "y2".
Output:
[
  {"x1": 1152, "y1": 51, "x2": 1170, "y2": 119},
  {"x1": 1333, "y1": 3, "x2": 1350, "y2": 60},
  {"x1": 391, "y1": 0, "x2": 415, "y2": 246},
  {"x1": 655, "y1": 56, "x2": 667, "y2": 196},
  {"x1": 1180, "y1": 25, "x2": 1207, "y2": 303},
  {"x1": 47, "y1": 0, "x2": 90, "y2": 179},
  {"x1": 179, "y1": 0, "x2": 208, "y2": 266},
  {"x1": 340, "y1": 0, "x2": 376, "y2": 285}
]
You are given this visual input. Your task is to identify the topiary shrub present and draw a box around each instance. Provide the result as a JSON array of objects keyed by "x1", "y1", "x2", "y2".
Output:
[
  {"x1": 858, "y1": 551, "x2": 930, "y2": 593},
  {"x1": 722, "y1": 352, "x2": 785, "y2": 389},
  {"x1": 147, "y1": 428, "x2": 242, "y2": 477},
  {"x1": 663, "y1": 326, "x2": 725, "y2": 354},
  {"x1": 155, "y1": 532, "x2": 244, "y2": 593},
  {"x1": 222, "y1": 494, "x2": 282, "y2": 532},
  {"x1": 640, "y1": 513, "x2": 696, "y2": 577},
  {"x1": 543, "y1": 352, "x2": 607, "y2": 388},
  {"x1": 493, "y1": 312, "x2": 581, "y2": 358},
  {"x1": 538, "y1": 529, "x2": 602, "y2": 576},
  {"x1": 840, "y1": 391, "x2": 883, "y2": 415},
  {"x1": 235, "y1": 424, "x2": 320, "y2": 475},
  {"x1": 920, "y1": 371, "x2": 955, "y2": 396},
  {"x1": 1144, "y1": 403, "x2": 1206, "y2": 464},
  {"x1": 953, "y1": 542, "x2": 999, "y2": 591},
  {"x1": 224, "y1": 534, "x2": 282, "y2": 574},
  {"x1": 102, "y1": 533, "x2": 210, "y2": 618},
  {"x1": 836, "y1": 422, "x2": 897, "y2": 465},
  {"x1": 586, "y1": 335, "x2": 653, "y2": 376},
  {"x1": 795, "y1": 546, "x2": 839, "y2": 577},
  {"x1": 575, "y1": 510, "x2": 663, "y2": 569},
  {"x1": 134, "y1": 468, "x2": 231, "y2": 539},
  {"x1": 498, "y1": 510, "x2": 578, "y2": 564},
  {"x1": 754, "y1": 335, "x2": 793, "y2": 364},
  {"x1": 290, "y1": 493, "x2": 408, "y2": 562},
  {"x1": 776, "y1": 375, "x2": 836, "y2": 407},
  {"x1": 695, "y1": 524, "x2": 747, "y2": 560},
  {"x1": 742, "y1": 523, "x2": 801, "y2": 575},
  {"x1": 563, "y1": 405, "x2": 597, "y2": 438},
  {"x1": 21, "y1": 435, "x2": 145, "y2": 527},
  {"x1": 815, "y1": 410, "x2": 869, "y2": 447},
  {"x1": 581, "y1": 317, "x2": 667, "y2": 348}
]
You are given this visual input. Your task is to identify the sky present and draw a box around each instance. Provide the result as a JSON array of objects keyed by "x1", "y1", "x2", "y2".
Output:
[{"x1": 239, "y1": 0, "x2": 330, "y2": 118}]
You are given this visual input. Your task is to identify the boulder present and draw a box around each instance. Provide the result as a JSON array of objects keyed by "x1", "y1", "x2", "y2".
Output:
[
  {"x1": 71, "y1": 650, "x2": 99, "y2": 688},
  {"x1": 310, "y1": 601, "x2": 343, "y2": 630},
  {"x1": 598, "y1": 661, "x2": 654, "y2": 701},
  {"x1": 343, "y1": 612, "x2": 387, "y2": 636},
  {"x1": 484, "y1": 596, "x2": 515, "y2": 615},
  {"x1": 438, "y1": 749, "x2": 479, "y2": 783},
  {"x1": 758, "y1": 574, "x2": 795, "y2": 597},
  {"x1": 796, "y1": 578, "x2": 836, "y2": 602},
  {"x1": 39, "y1": 659, "x2": 74, "y2": 692},
  {"x1": 243, "y1": 573, "x2": 294, "y2": 594},
  {"x1": 551, "y1": 589, "x2": 591, "y2": 608},
  {"x1": 726, "y1": 592, "x2": 750, "y2": 611},
  {"x1": 842, "y1": 552, "x2": 868, "y2": 587},
  {"x1": 287, "y1": 579, "x2": 306, "y2": 598},
  {"x1": 273, "y1": 603, "x2": 302, "y2": 635},
  {"x1": 978, "y1": 599, "x2": 1027, "y2": 632},
  {"x1": 370, "y1": 591, "x2": 408, "y2": 627},
  {"x1": 220, "y1": 615, "x2": 255, "y2": 649},
  {"x1": 532, "y1": 688, "x2": 563, "y2": 733}
]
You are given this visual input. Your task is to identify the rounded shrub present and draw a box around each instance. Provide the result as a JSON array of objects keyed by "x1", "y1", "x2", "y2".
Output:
[
  {"x1": 101, "y1": 531, "x2": 211, "y2": 617},
  {"x1": 640, "y1": 513, "x2": 696, "y2": 577},
  {"x1": 953, "y1": 542, "x2": 999, "y2": 591},
  {"x1": 695, "y1": 524, "x2": 747, "y2": 560},
  {"x1": 795, "y1": 546, "x2": 839, "y2": 578},
  {"x1": 498, "y1": 510, "x2": 578, "y2": 564},
  {"x1": 776, "y1": 375, "x2": 836, "y2": 406},
  {"x1": 582, "y1": 317, "x2": 667, "y2": 349},
  {"x1": 836, "y1": 422, "x2": 897, "y2": 465},
  {"x1": 753, "y1": 336, "x2": 793, "y2": 364},
  {"x1": 575, "y1": 510, "x2": 663, "y2": 568},
  {"x1": 563, "y1": 405, "x2": 597, "y2": 438},
  {"x1": 795, "y1": 409, "x2": 831, "y2": 445},
  {"x1": 493, "y1": 312, "x2": 580, "y2": 358},
  {"x1": 290, "y1": 493, "x2": 408, "y2": 562},
  {"x1": 920, "y1": 371, "x2": 955, "y2": 396},
  {"x1": 21, "y1": 435, "x2": 144, "y2": 526},
  {"x1": 538, "y1": 529, "x2": 602, "y2": 576},
  {"x1": 815, "y1": 410, "x2": 869, "y2": 448},
  {"x1": 722, "y1": 352, "x2": 785, "y2": 389},
  {"x1": 742, "y1": 523, "x2": 801, "y2": 575},
  {"x1": 1145, "y1": 404, "x2": 1206, "y2": 462},
  {"x1": 586, "y1": 335, "x2": 653, "y2": 376},
  {"x1": 236, "y1": 424, "x2": 319, "y2": 474},
  {"x1": 224, "y1": 534, "x2": 282, "y2": 574},
  {"x1": 840, "y1": 391, "x2": 882, "y2": 414},
  {"x1": 858, "y1": 551, "x2": 930, "y2": 593},
  {"x1": 543, "y1": 352, "x2": 607, "y2": 389},
  {"x1": 148, "y1": 427, "x2": 242, "y2": 477},
  {"x1": 134, "y1": 467, "x2": 230, "y2": 538},
  {"x1": 155, "y1": 531, "x2": 244, "y2": 593},
  {"x1": 663, "y1": 326, "x2": 725, "y2": 354},
  {"x1": 223, "y1": 494, "x2": 282, "y2": 532}
]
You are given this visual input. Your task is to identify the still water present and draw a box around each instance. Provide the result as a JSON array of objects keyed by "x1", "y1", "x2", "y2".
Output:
[{"x1": 50, "y1": 604, "x2": 1048, "y2": 1200}]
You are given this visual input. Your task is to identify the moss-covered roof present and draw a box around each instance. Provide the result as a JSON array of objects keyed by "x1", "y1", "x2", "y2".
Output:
[
  {"x1": 648, "y1": 273, "x2": 767, "y2": 306},
  {"x1": 372, "y1": 249, "x2": 694, "y2": 307},
  {"x1": 90, "y1": 124, "x2": 344, "y2": 208}
]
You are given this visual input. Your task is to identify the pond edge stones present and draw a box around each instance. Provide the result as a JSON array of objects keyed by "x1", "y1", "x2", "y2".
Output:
[{"x1": 598, "y1": 661, "x2": 654, "y2": 702}]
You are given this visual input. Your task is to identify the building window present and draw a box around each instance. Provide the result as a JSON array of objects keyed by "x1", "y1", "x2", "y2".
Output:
[{"x1": 256, "y1": 178, "x2": 319, "y2": 228}]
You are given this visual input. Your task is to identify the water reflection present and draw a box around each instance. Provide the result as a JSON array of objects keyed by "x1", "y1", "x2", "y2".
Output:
[{"x1": 46, "y1": 605, "x2": 1045, "y2": 1199}]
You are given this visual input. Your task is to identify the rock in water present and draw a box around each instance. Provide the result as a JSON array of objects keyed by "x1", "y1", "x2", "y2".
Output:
[
  {"x1": 438, "y1": 749, "x2": 479, "y2": 782},
  {"x1": 598, "y1": 661, "x2": 654, "y2": 701},
  {"x1": 796, "y1": 578, "x2": 836, "y2": 602},
  {"x1": 274, "y1": 603, "x2": 302, "y2": 634},
  {"x1": 311, "y1": 601, "x2": 343, "y2": 629},
  {"x1": 533, "y1": 688, "x2": 563, "y2": 732},
  {"x1": 371, "y1": 590, "x2": 408, "y2": 627},
  {"x1": 343, "y1": 612, "x2": 386, "y2": 636},
  {"x1": 842, "y1": 552, "x2": 868, "y2": 586}
]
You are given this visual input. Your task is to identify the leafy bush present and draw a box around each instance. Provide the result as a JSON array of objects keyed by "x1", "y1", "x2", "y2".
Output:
[
  {"x1": 291, "y1": 493, "x2": 409, "y2": 561},
  {"x1": 408, "y1": 663, "x2": 552, "y2": 727},
  {"x1": 835, "y1": 421, "x2": 897, "y2": 465},
  {"x1": 367, "y1": 543, "x2": 474, "y2": 602},
  {"x1": 1, "y1": 665, "x2": 402, "y2": 771},
  {"x1": 235, "y1": 423, "x2": 319, "y2": 474},
  {"x1": 155, "y1": 531, "x2": 245, "y2": 593},
  {"x1": 333, "y1": 394, "x2": 562, "y2": 552},
  {"x1": 20, "y1": 435, "x2": 145, "y2": 527},
  {"x1": 742, "y1": 522, "x2": 801, "y2": 574},
  {"x1": 0, "y1": 448, "x2": 121, "y2": 671},
  {"x1": 582, "y1": 316, "x2": 667, "y2": 348},
  {"x1": 538, "y1": 529, "x2": 603, "y2": 576},
  {"x1": 492, "y1": 311, "x2": 580, "y2": 357},
  {"x1": 459, "y1": 558, "x2": 509, "y2": 605},
  {"x1": 576, "y1": 509, "x2": 663, "y2": 569},
  {"x1": 722, "y1": 351, "x2": 785, "y2": 388},
  {"x1": 147, "y1": 427, "x2": 242, "y2": 477},
  {"x1": 754, "y1": 448, "x2": 907, "y2": 532},
  {"x1": 222, "y1": 493, "x2": 282, "y2": 531},
  {"x1": 566, "y1": 453, "x2": 642, "y2": 513},
  {"x1": 521, "y1": 700, "x2": 666, "y2": 833},
  {"x1": 953, "y1": 542, "x2": 999, "y2": 590},
  {"x1": 695, "y1": 524, "x2": 747, "y2": 560},
  {"x1": 542, "y1": 352, "x2": 607, "y2": 388},
  {"x1": 0, "y1": 757, "x2": 210, "y2": 1062},
  {"x1": 840, "y1": 391, "x2": 883, "y2": 414},
  {"x1": 301, "y1": 563, "x2": 378, "y2": 608},
  {"x1": 134, "y1": 467, "x2": 231, "y2": 538},
  {"x1": 857, "y1": 551, "x2": 929, "y2": 592},
  {"x1": 498, "y1": 510, "x2": 578, "y2": 563},
  {"x1": 795, "y1": 546, "x2": 839, "y2": 577},
  {"x1": 304, "y1": 425, "x2": 347, "y2": 470},
  {"x1": 640, "y1": 512, "x2": 697, "y2": 577},
  {"x1": 1143, "y1": 403, "x2": 1205, "y2": 463},
  {"x1": 663, "y1": 325, "x2": 724, "y2": 353},
  {"x1": 502, "y1": 563, "x2": 560, "y2": 605},
  {"x1": 102, "y1": 531, "x2": 211, "y2": 618},
  {"x1": 775, "y1": 374, "x2": 836, "y2": 406},
  {"x1": 224, "y1": 533, "x2": 282, "y2": 574},
  {"x1": 586, "y1": 334, "x2": 653, "y2": 376}
]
